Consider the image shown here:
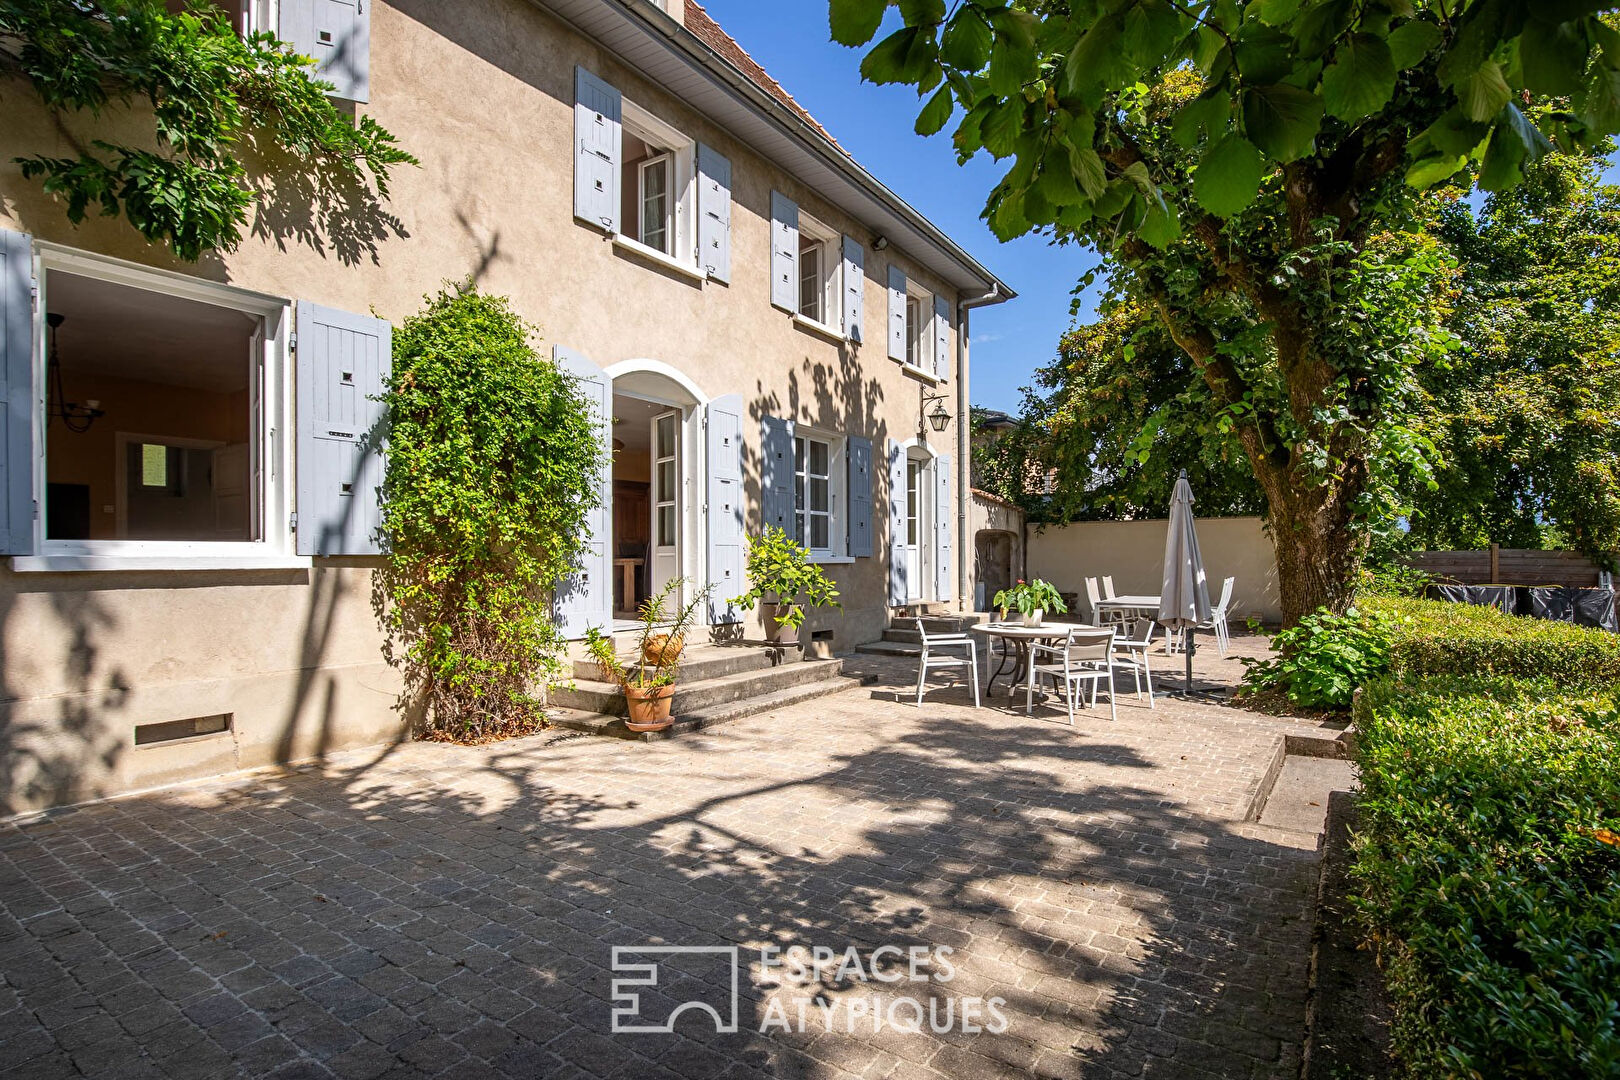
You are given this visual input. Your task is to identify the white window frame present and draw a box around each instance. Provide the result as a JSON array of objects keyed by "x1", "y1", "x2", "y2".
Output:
[
  {"x1": 637, "y1": 152, "x2": 674, "y2": 256},
  {"x1": 14, "y1": 242, "x2": 303, "y2": 572},
  {"x1": 905, "y1": 280, "x2": 935, "y2": 374},
  {"x1": 794, "y1": 213, "x2": 841, "y2": 335},
  {"x1": 792, "y1": 429, "x2": 846, "y2": 560},
  {"x1": 614, "y1": 99, "x2": 698, "y2": 274}
]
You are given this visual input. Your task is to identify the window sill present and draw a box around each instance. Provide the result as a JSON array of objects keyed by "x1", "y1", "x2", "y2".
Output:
[
  {"x1": 898, "y1": 361, "x2": 944, "y2": 385},
  {"x1": 611, "y1": 234, "x2": 706, "y2": 282},
  {"x1": 792, "y1": 314, "x2": 847, "y2": 344},
  {"x1": 809, "y1": 554, "x2": 855, "y2": 565},
  {"x1": 13, "y1": 550, "x2": 311, "y2": 573}
]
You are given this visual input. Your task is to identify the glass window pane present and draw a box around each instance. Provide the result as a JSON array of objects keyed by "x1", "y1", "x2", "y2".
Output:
[
  {"x1": 794, "y1": 476, "x2": 805, "y2": 510},
  {"x1": 793, "y1": 511, "x2": 805, "y2": 545},
  {"x1": 810, "y1": 476, "x2": 829, "y2": 513},
  {"x1": 809, "y1": 439, "x2": 829, "y2": 477},
  {"x1": 656, "y1": 415, "x2": 675, "y2": 458},
  {"x1": 794, "y1": 437, "x2": 805, "y2": 471},
  {"x1": 811, "y1": 515, "x2": 829, "y2": 550},
  {"x1": 657, "y1": 460, "x2": 675, "y2": 497},
  {"x1": 798, "y1": 243, "x2": 821, "y2": 320},
  {"x1": 141, "y1": 443, "x2": 168, "y2": 487},
  {"x1": 658, "y1": 505, "x2": 675, "y2": 545},
  {"x1": 642, "y1": 159, "x2": 669, "y2": 253}
]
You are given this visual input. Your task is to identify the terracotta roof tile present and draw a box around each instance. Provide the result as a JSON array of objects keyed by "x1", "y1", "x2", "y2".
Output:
[{"x1": 683, "y1": 0, "x2": 846, "y2": 152}]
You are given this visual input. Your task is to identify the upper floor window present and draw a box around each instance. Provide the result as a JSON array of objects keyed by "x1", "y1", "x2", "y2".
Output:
[
  {"x1": 797, "y1": 213, "x2": 841, "y2": 329},
  {"x1": 620, "y1": 103, "x2": 695, "y2": 266},
  {"x1": 905, "y1": 281, "x2": 935, "y2": 373}
]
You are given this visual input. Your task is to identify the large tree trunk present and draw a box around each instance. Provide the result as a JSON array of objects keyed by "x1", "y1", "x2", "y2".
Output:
[{"x1": 1266, "y1": 496, "x2": 1367, "y2": 626}]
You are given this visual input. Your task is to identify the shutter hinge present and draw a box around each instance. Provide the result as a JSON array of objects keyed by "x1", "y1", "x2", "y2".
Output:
[
  {"x1": 33, "y1": 498, "x2": 40, "y2": 520},
  {"x1": 29, "y1": 279, "x2": 39, "y2": 307},
  {"x1": 288, "y1": 332, "x2": 297, "y2": 353},
  {"x1": 289, "y1": 511, "x2": 298, "y2": 532}
]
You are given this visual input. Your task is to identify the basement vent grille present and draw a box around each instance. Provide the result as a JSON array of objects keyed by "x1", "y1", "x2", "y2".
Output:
[{"x1": 134, "y1": 713, "x2": 233, "y2": 747}]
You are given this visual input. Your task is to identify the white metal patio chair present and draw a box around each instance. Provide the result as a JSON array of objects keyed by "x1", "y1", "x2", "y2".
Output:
[
  {"x1": 1111, "y1": 617, "x2": 1158, "y2": 708},
  {"x1": 1027, "y1": 626, "x2": 1117, "y2": 724},
  {"x1": 1102, "y1": 575, "x2": 1118, "y2": 600},
  {"x1": 1168, "y1": 575, "x2": 1235, "y2": 657},
  {"x1": 913, "y1": 618, "x2": 980, "y2": 708},
  {"x1": 1086, "y1": 576, "x2": 1125, "y2": 626}
]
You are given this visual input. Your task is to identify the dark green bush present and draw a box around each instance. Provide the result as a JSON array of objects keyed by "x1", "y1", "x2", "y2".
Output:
[
  {"x1": 1367, "y1": 596, "x2": 1620, "y2": 688},
  {"x1": 1242, "y1": 606, "x2": 1395, "y2": 708},
  {"x1": 1353, "y1": 677, "x2": 1620, "y2": 1078}
]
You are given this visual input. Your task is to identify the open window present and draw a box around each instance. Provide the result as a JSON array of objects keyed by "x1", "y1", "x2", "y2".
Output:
[
  {"x1": 619, "y1": 101, "x2": 695, "y2": 266},
  {"x1": 19, "y1": 247, "x2": 295, "y2": 569},
  {"x1": 796, "y1": 213, "x2": 840, "y2": 330},
  {"x1": 905, "y1": 280, "x2": 935, "y2": 374}
]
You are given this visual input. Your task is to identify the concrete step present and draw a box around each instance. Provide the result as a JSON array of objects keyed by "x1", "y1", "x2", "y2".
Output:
[
  {"x1": 1256, "y1": 756, "x2": 1358, "y2": 834},
  {"x1": 855, "y1": 640, "x2": 924, "y2": 657},
  {"x1": 887, "y1": 615, "x2": 983, "y2": 636},
  {"x1": 549, "y1": 672, "x2": 870, "y2": 741},
  {"x1": 552, "y1": 656, "x2": 844, "y2": 716},
  {"x1": 570, "y1": 643, "x2": 787, "y2": 683}
]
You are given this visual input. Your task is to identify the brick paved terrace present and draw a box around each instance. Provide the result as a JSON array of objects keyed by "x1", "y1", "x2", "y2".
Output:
[{"x1": 1, "y1": 634, "x2": 1347, "y2": 1080}]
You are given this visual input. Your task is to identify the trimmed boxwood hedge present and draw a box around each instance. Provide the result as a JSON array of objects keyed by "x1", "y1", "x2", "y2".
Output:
[
  {"x1": 1364, "y1": 597, "x2": 1620, "y2": 688},
  {"x1": 1352, "y1": 677, "x2": 1620, "y2": 1077}
]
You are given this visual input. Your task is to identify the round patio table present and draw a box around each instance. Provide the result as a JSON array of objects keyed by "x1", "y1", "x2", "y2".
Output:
[{"x1": 970, "y1": 621, "x2": 1088, "y2": 697}]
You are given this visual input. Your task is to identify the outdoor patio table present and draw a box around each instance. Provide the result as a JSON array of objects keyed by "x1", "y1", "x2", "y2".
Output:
[
  {"x1": 970, "y1": 621, "x2": 1090, "y2": 697},
  {"x1": 1093, "y1": 595, "x2": 1162, "y2": 618}
]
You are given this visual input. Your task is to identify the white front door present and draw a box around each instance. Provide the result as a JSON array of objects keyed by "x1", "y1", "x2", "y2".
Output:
[
  {"x1": 904, "y1": 458, "x2": 923, "y2": 601},
  {"x1": 650, "y1": 410, "x2": 681, "y2": 603}
]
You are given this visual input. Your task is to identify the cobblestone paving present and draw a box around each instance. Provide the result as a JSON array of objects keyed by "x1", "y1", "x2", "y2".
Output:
[{"x1": 1, "y1": 636, "x2": 1341, "y2": 1079}]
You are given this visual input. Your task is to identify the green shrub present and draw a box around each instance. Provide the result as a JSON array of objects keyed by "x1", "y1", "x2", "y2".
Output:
[
  {"x1": 1367, "y1": 596, "x2": 1620, "y2": 688},
  {"x1": 1241, "y1": 606, "x2": 1396, "y2": 708},
  {"x1": 380, "y1": 284, "x2": 605, "y2": 741},
  {"x1": 1352, "y1": 677, "x2": 1620, "y2": 1078},
  {"x1": 1357, "y1": 561, "x2": 1432, "y2": 599}
]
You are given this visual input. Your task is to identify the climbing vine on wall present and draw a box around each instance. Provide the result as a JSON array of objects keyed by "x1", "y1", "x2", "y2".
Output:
[{"x1": 380, "y1": 284, "x2": 605, "y2": 742}]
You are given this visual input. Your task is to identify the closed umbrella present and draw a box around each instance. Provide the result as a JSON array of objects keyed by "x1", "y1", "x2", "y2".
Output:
[{"x1": 1159, "y1": 471, "x2": 1212, "y2": 694}]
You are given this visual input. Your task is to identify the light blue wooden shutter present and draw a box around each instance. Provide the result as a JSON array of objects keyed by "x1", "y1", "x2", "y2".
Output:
[
  {"x1": 933, "y1": 294, "x2": 951, "y2": 377},
  {"x1": 706, "y1": 395, "x2": 744, "y2": 623},
  {"x1": 841, "y1": 236, "x2": 865, "y2": 343},
  {"x1": 887, "y1": 266, "x2": 907, "y2": 362},
  {"x1": 295, "y1": 302, "x2": 389, "y2": 557},
  {"x1": 770, "y1": 192, "x2": 799, "y2": 312},
  {"x1": 934, "y1": 455, "x2": 953, "y2": 602},
  {"x1": 698, "y1": 144, "x2": 732, "y2": 283},
  {"x1": 888, "y1": 439, "x2": 907, "y2": 605},
  {"x1": 553, "y1": 345, "x2": 612, "y2": 638},
  {"x1": 0, "y1": 228, "x2": 34, "y2": 556},
  {"x1": 760, "y1": 415, "x2": 795, "y2": 537},
  {"x1": 574, "y1": 67, "x2": 621, "y2": 233},
  {"x1": 279, "y1": 0, "x2": 370, "y2": 102},
  {"x1": 847, "y1": 435, "x2": 872, "y2": 558}
]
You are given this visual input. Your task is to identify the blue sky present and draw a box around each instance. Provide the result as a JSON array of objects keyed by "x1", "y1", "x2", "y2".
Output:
[{"x1": 699, "y1": 0, "x2": 1092, "y2": 416}]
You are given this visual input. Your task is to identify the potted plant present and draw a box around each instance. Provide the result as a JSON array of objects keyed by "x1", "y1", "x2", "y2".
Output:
[
  {"x1": 729, "y1": 526, "x2": 842, "y2": 646},
  {"x1": 993, "y1": 579, "x2": 1068, "y2": 627},
  {"x1": 583, "y1": 578, "x2": 712, "y2": 731}
]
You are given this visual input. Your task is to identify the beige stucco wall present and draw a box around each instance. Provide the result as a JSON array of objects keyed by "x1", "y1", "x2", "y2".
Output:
[
  {"x1": 1025, "y1": 516, "x2": 1281, "y2": 625},
  {"x1": 0, "y1": 0, "x2": 980, "y2": 811}
]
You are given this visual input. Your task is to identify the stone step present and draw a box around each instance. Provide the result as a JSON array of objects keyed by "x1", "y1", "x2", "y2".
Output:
[
  {"x1": 548, "y1": 673, "x2": 870, "y2": 741},
  {"x1": 570, "y1": 643, "x2": 788, "y2": 683},
  {"x1": 551, "y1": 656, "x2": 844, "y2": 716},
  {"x1": 855, "y1": 640, "x2": 925, "y2": 657},
  {"x1": 887, "y1": 614, "x2": 983, "y2": 636}
]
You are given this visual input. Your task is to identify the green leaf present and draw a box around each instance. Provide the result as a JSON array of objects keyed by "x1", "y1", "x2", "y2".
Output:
[
  {"x1": 980, "y1": 98, "x2": 1023, "y2": 157},
  {"x1": 1519, "y1": 18, "x2": 1589, "y2": 95},
  {"x1": 1194, "y1": 134, "x2": 1266, "y2": 217},
  {"x1": 939, "y1": 8, "x2": 993, "y2": 69},
  {"x1": 1387, "y1": 19, "x2": 1443, "y2": 69},
  {"x1": 1405, "y1": 151, "x2": 1468, "y2": 189},
  {"x1": 1294, "y1": 0, "x2": 1355, "y2": 57},
  {"x1": 1479, "y1": 102, "x2": 1554, "y2": 189},
  {"x1": 829, "y1": 0, "x2": 888, "y2": 47},
  {"x1": 1322, "y1": 34, "x2": 1397, "y2": 120},
  {"x1": 897, "y1": 0, "x2": 945, "y2": 25},
  {"x1": 915, "y1": 85, "x2": 954, "y2": 135},
  {"x1": 1242, "y1": 83, "x2": 1324, "y2": 161},
  {"x1": 1256, "y1": 0, "x2": 1305, "y2": 28},
  {"x1": 860, "y1": 26, "x2": 935, "y2": 85},
  {"x1": 1172, "y1": 90, "x2": 1231, "y2": 147},
  {"x1": 1235, "y1": 25, "x2": 1296, "y2": 85},
  {"x1": 1066, "y1": 14, "x2": 1131, "y2": 95},
  {"x1": 1457, "y1": 59, "x2": 1511, "y2": 122},
  {"x1": 1036, "y1": 152, "x2": 1087, "y2": 206},
  {"x1": 1139, "y1": 199, "x2": 1182, "y2": 248},
  {"x1": 1071, "y1": 145, "x2": 1109, "y2": 199},
  {"x1": 1123, "y1": 0, "x2": 1185, "y2": 66}
]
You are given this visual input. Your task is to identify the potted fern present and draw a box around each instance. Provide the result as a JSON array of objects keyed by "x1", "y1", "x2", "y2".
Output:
[
  {"x1": 729, "y1": 526, "x2": 841, "y2": 646},
  {"x1": 583, "y1": 578, "x2": 712, "y2": 731}
]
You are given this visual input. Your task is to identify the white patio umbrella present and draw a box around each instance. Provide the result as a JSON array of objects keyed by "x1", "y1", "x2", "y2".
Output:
[{"x1": 1159, "y1": 471, "x2": 1212, "y2": 694}]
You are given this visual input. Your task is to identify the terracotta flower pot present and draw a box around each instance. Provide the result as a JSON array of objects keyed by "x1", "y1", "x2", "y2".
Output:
[
  {"x1": 766, "y1": 603, "x2": 801, "y2": 646},
  {"x1": 641, "y1": 632, "x2": 685, "y2": 666},
  {"x1": 624, "y1": 684, "x2": 676, "y2": 731}
]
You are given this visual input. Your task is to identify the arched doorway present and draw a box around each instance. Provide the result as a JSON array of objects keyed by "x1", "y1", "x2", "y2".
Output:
[
  {"x1": 604, "y1": 362, "x2": 705, "y2": 628},
  {"x1": 975, "y1": 530, "x2": 1015, "y2": 611}
]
